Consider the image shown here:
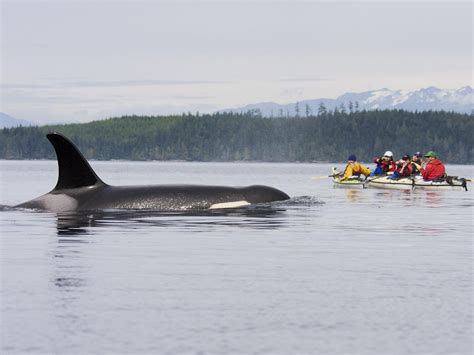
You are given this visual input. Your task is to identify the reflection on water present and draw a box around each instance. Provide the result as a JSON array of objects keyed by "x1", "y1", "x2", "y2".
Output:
[
  {"x1": 53, "y1": 226, "x2": 89, "y2": 341},
  {"x1": 424, "y1": 191, "x2": 445, "y2": 208},
  {"x1": 340, "y1": 188, "x2": 448, "y2": 208},
  {"x1": 54, "y1": 230, "x2": 88, "y2": 291},
  {"x1": 345, "y1": 190, "x2": 361, "y2": 202},
  {"x1": 55, "y1": 206, "x2": 288, "y2": 236},
  {"x1": 370, "y1": 189, "x2": 446, "y2": 207}
]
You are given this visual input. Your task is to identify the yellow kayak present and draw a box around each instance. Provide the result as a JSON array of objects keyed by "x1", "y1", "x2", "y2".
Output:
[{"x1": 331, "y1": 168, "x2": 367, "y2": 188}]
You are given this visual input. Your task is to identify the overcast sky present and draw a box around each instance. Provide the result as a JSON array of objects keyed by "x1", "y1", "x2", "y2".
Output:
[{"x1": 1, "y1": 0, "x2": 472, "y2": 123}]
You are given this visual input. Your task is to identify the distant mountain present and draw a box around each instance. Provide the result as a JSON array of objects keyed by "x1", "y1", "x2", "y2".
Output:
[
  {"x1": 0, "y1": 112, "x2": 35, "y2": 128},
  {"x1": 220, "y1": 86, "x2": 473, "y2": 116}
]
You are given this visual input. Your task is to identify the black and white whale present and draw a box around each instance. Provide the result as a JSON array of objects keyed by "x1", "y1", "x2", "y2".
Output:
[{"x1": 16, "y1": 133, "x2": 290, "y2": 212}]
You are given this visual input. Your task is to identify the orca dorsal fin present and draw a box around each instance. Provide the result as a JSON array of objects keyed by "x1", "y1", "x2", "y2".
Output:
[{"x1": 47, "y1": 133, "x2": 106, "y2": 190}]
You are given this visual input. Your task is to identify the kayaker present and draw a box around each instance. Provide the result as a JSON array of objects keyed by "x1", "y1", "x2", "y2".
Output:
[
  {"x1": 340, "y1": 155, "x2": 371, "y2": 181},
  {"x1": 388, "y1": 154, "x2": 412, "y2": 180},
  {"x1": 421, "y1": 151, "x2": 446, "y2": 181},
  {"x1": 411, "y1": 152, "x2": 422, "y2": 175},
  {"x1": 370, "y1": 151, "x2": 396, "y2": 176}
]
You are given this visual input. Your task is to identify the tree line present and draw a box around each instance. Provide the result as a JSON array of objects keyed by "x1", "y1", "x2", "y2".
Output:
[{"x1": 0, "y1": 110, "x2": 472, "y2": 164}]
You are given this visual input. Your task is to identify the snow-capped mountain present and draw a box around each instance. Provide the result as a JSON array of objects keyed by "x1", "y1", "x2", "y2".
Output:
[
  {"x1": 221, "y1": 86, "x2": 473, "y2": 116},
  {"x1": 0, "y1": 112, "x2": 35, "y2": 128}
]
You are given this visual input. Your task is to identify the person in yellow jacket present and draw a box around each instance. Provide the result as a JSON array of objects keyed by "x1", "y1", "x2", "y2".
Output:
[
  {"x1": 340, "y1": 155, "x2": 371, "y2": 181},
  {"x1": 411, "y1": 152, "x2": 422, "y2": 175}
]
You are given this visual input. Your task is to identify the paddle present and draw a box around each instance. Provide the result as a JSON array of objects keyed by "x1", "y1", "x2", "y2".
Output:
[
  {"x1": 311, "y1": 175, "x2": 334, "y2": 180},
  {"x1": 454, "y1": 177, "x2": 472, "y2": 182},
  {"x1": 312, "y1": 169, "x2": 343, "y2": 180}
]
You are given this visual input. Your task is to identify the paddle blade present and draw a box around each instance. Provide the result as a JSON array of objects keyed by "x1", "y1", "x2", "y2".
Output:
[{"x1": 311, "y1": 175, "x2": 332, "y2": 180}]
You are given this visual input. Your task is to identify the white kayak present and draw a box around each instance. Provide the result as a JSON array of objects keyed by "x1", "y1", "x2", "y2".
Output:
[{"x1": 366, "y1": 175, "x2": 469, "y2": 191}]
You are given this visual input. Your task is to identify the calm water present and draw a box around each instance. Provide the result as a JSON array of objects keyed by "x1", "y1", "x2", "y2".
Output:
[{"x1": 1, "y1": 160, "x2": 473, "y2": 355}]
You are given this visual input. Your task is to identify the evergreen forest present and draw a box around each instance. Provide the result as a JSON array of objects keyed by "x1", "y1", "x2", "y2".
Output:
[{"x1": 0, "y1": 110, "x2": 472, "y2": 164}]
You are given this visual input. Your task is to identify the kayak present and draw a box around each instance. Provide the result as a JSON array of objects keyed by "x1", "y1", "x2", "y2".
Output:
[
  {"x1": 366, "y1": 175, "x2": 468, "y2": 191},
  {"x1": 332, "y1": 176, "x2": 366, "y2": 188},
  {"x1": 331, "y1": 168, "x2": 367, "y2": 188},
  {"x1": 328, "y1": 167, "x2": 469, "y2": 190}
]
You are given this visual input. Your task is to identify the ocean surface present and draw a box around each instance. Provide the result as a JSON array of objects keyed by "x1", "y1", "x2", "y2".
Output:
[{"x1": 1, "y1": 160, "x2": 473, "y2": 355}]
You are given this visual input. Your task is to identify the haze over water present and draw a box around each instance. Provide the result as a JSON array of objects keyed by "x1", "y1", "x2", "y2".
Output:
[{"x1": 1, "y1": 160, "x2": 473, "y2": 354}]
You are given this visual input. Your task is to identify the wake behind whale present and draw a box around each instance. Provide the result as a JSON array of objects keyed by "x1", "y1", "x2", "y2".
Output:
[{"x1": 15, "y1": 133, "x2": 290, "y2": 212}]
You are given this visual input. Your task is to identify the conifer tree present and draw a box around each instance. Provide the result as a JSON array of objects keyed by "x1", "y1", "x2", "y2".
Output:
[{"x1": 317, "y1": 102, "x2": 327, "y2": 116}]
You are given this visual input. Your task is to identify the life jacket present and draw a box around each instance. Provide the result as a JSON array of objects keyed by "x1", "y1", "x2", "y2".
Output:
[
  {"x1": 421, "y1": 159, "x2": 446, "y2": 181},
  {"x1": 396, "y1": 161, "x2": 413, "y2": 177},
  {"x1": 411, "y1": 162, "x2": 421, "y2": 175},
  {"x1": 373, "y1": 157, "x2": 395, "y2": 172},
  {"x1": 342, "y1": 162, "x2": 371, "y2": 180}
]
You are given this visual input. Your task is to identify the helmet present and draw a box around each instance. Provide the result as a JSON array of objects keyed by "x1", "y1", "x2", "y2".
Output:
[
  {"x1": 384, "y1": 151, "x2": 393, "y2": 157},
  {"x1": 401, "y1": 154, "x2": 410, "y2": 160},
  {"x1": 347, "y1": 154, "x2": 357, "y2": 161}
]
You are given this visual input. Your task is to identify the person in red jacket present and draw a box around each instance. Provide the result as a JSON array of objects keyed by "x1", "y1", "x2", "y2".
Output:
[
  {"x1": 421, "y1": 151, "x2": 446, "y2": 181},
  {"x1": 388, "y1": 154, "x2": 413, "y2": 180}
]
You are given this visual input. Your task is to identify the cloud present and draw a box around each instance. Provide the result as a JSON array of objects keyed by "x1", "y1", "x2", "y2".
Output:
[
  {"x1": 279, "y1": 78, "x2": 334, "y2": 83},
  {"x1": 171, "y1": 95, "x2": 215, "y2": 100},
  {"x1": 61, "y1": 79, "x2": 232, "y2": 88},
  {"x1": 1, "y1": 79, "x2": 231, "y2": 90},
  {"x1": 1, "y1": 84, "x2": 51, "y2": 89}
]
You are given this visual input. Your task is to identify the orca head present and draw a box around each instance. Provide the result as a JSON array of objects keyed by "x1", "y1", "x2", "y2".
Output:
[{"x1": 242, "y1": 185, "x2": 290, "y2": 203}]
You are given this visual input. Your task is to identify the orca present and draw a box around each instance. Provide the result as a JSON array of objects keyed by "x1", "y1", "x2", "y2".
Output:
[{"x1": 15, "y1": 133, "x2": 290, "y2": 212}]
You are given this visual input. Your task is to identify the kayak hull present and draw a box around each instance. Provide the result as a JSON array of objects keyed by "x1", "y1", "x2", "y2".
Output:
[
  {"x1": 332, "y1": 177, "x2": 366, "y2": 188},
  {"x1": 367, "y1": 176, "x2": 467, "y2": 190}
]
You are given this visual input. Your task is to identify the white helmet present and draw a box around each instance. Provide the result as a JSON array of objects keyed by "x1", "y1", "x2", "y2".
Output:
[{"x1": 384, "y1": 151, "x2": 393, "y2": 157}]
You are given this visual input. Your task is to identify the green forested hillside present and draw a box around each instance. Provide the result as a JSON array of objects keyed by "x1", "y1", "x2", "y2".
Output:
[{"x1": 0, "y1": 110, "x2": 472, "y2": 163}]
